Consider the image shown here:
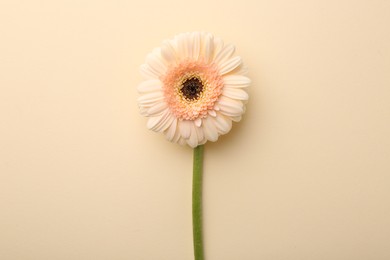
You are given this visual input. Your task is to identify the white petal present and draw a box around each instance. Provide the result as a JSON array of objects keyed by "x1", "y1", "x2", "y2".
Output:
[
  {"x1": 165, "y1": 118, "x2": 178, "y2": 142},
  {"x1": 147, "y1": 102, "x2": 168, "y2": 116},
  {"x1": 222, "y1": 88, "x2": 249, "y2": 101},
  {"x1": 187, "y1": 34, "x2": 193, "y2": 59},
  {"x1": 223, "y1": 75, "x2": 251, "y2": 88},
  {"x1": 140, "y1": 64, "x2": 160, "y2": 79},
  {"x1": 178, "y1": 137, "x2": 187, "y2": 145},
  {"x1": 198, "y1": 139, "x2": 207, "y2": 145},
  {"x1": 202, "y1": 116, "x2": 218, "y2": 142},
  {"x1": 186, "y1": 32, "x2": 195, "y2": 60},
  {"x1": 219, "y1": 56, "x2": 242, "y2": 75},
  {"x1": 218, "y1": 96, "x2": 244, "y2": 117},
  {"x1": 146, "y1": 53, "x2": 167, "y2": 77},
  {"x1": 173, "y1": 125, "x2": 181, "y2": 143},
  {"x1": 139, "y1": 107, "x2": 148, "y2": 116},
  {"x1": 177, "y1": 33, "x2": 190, "y2": 60},
  {"x1": 187, "y1": 123, "x2": 199, "y2": 148},
  {"x1": 179, "y1": 120, "x2": 192, "y2": 139},
  {"x1": 195, "y1": 125, "x2": 204, "y2": 142},
  {"x1": 137, "y1": 79, "x2": 162, "y2": 93},
  {"x1": 234, "y1": 65, "x2": 248, "y2": 75},
  {"x1": 208, "y1": 110, "x2": 216, "y2": 117},
  {"x1": 147, "y1": 109, "x2": 169, "y2": 131},
  {"x1": 214, "y1": 114, "x2": 232, "y2": 134},
  {"x1": 195, "y1": 118, "x2": 202, "y2": 127},
  {"x1": 192, "y1": 32, "x2": 200, "y2": 60},
  {"x1": 231, "y1": 116, "x2": 242, "y2": 122},
  {"x1": 218, "y1": 106, "x2": 243, "y2": 117},
  {"x1": 161, "y1": 41, "x2": 177, "y2": 64},
  {"x1": 154, "y1": 113, "x2": 174, "y2": 132},
  {"x1": 137, "y1": 91, "x2": 164, "y2": 106},
  {"x1": 203, "y1": 33, "x2": 214, "y2": 62},
  {"x1": 212, "y1": 38, "x2": 224, "y2": 61},
  {"x1": 214, "y1": 44, "x2": 235, "y2": 65}
]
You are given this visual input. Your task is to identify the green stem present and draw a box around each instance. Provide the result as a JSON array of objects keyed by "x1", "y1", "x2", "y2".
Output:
[{"x1": 193, "y1": 145, "x2": 204, "y2": 260}]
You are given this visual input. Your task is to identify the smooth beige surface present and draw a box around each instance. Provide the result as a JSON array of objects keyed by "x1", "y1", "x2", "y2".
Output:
[{"x1": 1, "y1": 0, "x2": 390, "y2": 259}]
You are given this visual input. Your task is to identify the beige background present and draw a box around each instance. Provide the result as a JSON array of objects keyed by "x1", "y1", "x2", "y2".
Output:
[{"x1": 1, "y1": 0, "x2": 390, "y2": 259}]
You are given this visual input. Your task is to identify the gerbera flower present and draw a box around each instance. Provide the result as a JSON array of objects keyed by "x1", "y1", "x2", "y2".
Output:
[{"x1": 137, "y1": 32, "x2": 250, "y2": 148}]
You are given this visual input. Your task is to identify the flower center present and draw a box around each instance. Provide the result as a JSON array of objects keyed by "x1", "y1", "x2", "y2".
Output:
[
  {"x1": 180, "y1": 77, "x2": 203, "y2": 101},
  {"x1": 161, "y1": 60, "x2": 224, "y2": 121}
]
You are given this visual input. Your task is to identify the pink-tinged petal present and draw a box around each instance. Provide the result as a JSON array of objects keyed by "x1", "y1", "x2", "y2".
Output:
[
  {"x1": 223, "y1": 75, "x2": 251, "y2": 88},
  {"x1": 222, "y1": 88, "x2": 249, "y2": 101},
  {"x1": 165, "y1": 118, "x2": 177, "y2": 141},
  {"x1": 195, "y1": 118, "x2": 202, "y2": 127},
  {"x1": 137, "y1": 79, "x2": 162, "y2": 93},
  {"x1": 187, "y1": 123, "x2": 199, "y2": 148},
  {"x1": 179, "y1": 120, "x2": 192, "y2": 139},
  {"x1": 214, "y1": 44, "x2": 235, "y2": 64},
  {"x1": 218, "y1": 96, "x2": 244, "y2": 117},
  {"x1": 219, "y1": 56, "x2": 242, "y2": 75},
  {"x1": 147, "y1": 102, "x2": 168, "y2": 116},
  {"x1": 208, "y1": 110, "x2": 216, "y2": 117},
  {"x1": 214, "y1": 114, "x2": 232, "y2": 134},
  {"x1": 202, "y1": 117, "x2": 218, "y2": 142}
]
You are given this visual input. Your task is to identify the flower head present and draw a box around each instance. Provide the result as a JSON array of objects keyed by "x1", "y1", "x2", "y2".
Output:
[{"x1": 137, "y1": 32, "x2": 250, "y2": 148}]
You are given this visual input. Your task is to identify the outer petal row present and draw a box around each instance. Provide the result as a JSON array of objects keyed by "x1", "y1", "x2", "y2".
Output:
[{"x1": 162, "y1": 112, "x2": 234, "y2": 148}]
